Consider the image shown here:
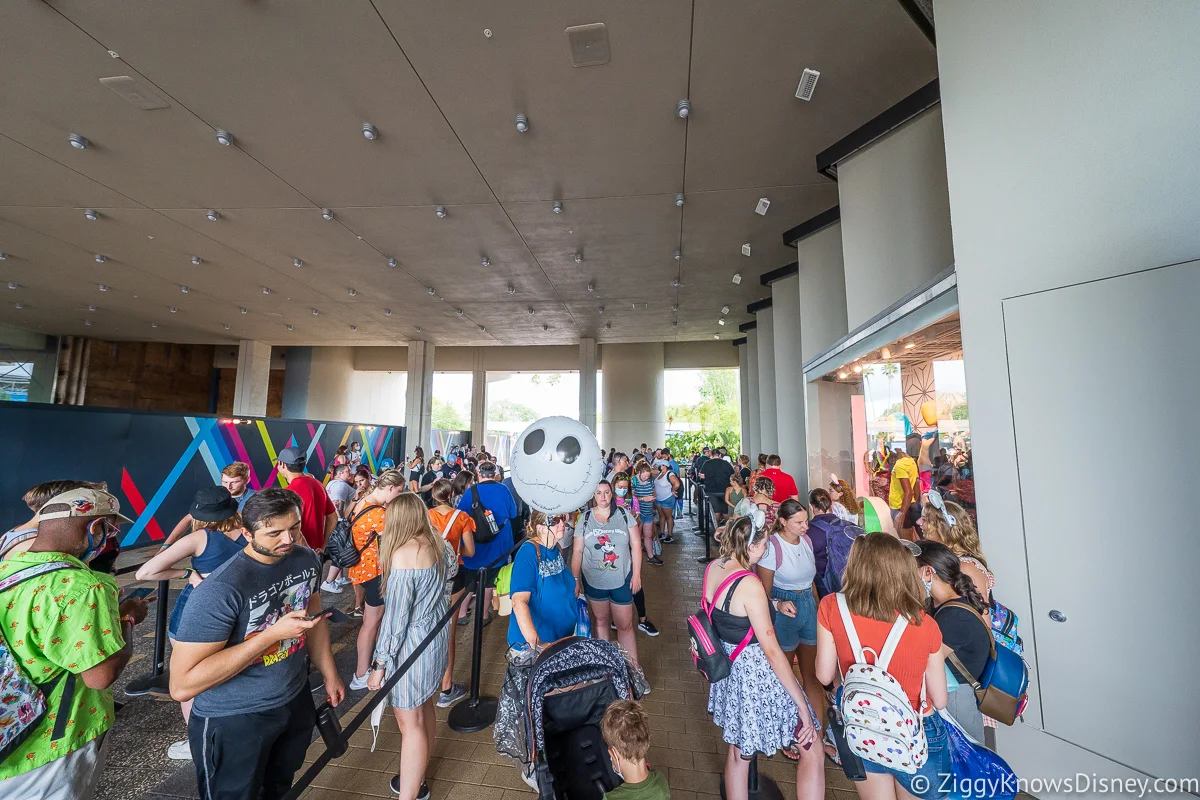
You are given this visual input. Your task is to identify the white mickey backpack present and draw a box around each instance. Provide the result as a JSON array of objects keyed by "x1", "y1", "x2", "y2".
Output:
[{"x1": 835, "y1": 593, "x2": 928, "y2": 774}]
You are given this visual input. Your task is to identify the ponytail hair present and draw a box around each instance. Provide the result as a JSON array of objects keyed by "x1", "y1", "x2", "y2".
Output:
[
  {"x1": 914, "y1": 540, "x2": 988, "y2": 614},
  {"x1": 772, "y1": 498, "x2": 805, "y2": 536}
]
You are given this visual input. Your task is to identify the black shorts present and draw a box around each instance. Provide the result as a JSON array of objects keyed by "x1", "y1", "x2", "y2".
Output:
[
  {"x1": 360, "y1": 575, "x2": 384, "y2": 607},
  {"x1": 706, "y1": 493, "x2": 729, "y2": 515},
  {"x1": 450, "y1": 567, "x2": 468, "y2": 594},
  {"x1": 459, "y1": 565, "x2": 502, "y2": 593}
]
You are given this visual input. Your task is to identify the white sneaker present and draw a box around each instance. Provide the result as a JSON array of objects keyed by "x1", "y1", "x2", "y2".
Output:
[
  {"x1": 520, "y1": 767, "x2": 538, "y2": 791},
  {"x1": 166, "y1": 739, "x2": 192, "y2": 760},
  {"x1": 349, "y1": 671, "x2": 370, "y2": 691},
  {"x1": 320, "y1": 580, "x2": 343, "y2": 594},
  {"x1": 336, "y1": 576, "x2": 352, "y2": 587}
]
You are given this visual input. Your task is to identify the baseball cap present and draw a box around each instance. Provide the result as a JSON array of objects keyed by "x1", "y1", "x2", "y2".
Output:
[
  {"x1": 38, "y1": 487, "x2": 133, "y2": 524},
  {"x1": 277, "y1": 446, "x2": 305, "y2": 467}
]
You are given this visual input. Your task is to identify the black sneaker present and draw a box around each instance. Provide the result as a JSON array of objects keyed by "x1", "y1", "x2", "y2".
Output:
[
  {"x1": 638, "y1": 619, "x2": 660, "y2": 636},
  {"x1": 647, "y1": 555, "x2": 664, "y2": 566},
  {"x1": 660, "y1": 535, "x2": 676, "y2": 544},
  {"x1": 391, "y1": 777, "x2": 429, "y2": 800}
]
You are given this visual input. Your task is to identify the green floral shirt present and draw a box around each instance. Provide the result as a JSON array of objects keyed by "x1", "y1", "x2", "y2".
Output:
[{"x1": 0, "y1": 552, "x2": 124, "y2": 778}]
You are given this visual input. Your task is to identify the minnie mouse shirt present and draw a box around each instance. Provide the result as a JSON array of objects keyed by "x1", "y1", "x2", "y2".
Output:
[{"x1": 575, "y1": 506, "x2": 635, "y2": 590}]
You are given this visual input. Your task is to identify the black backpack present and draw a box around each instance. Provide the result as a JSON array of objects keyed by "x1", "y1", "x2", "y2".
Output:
[
  {"x1": 325, "y1": 504, "x2": 383, "y2": 569},
  {"x1": 469, "y1": 485, "x2": 500, "y2": 544}
]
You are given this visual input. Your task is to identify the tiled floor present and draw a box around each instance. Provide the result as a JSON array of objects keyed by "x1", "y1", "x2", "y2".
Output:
[{"x1": 292, "y1": 509, "x2": 858, "y2": 800}]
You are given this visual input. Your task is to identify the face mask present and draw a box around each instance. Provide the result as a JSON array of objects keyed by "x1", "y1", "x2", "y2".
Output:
[
  {"x1": 609, "y1": 749, "x2": 624, "y2": 779},
  {"x1": 81, "y1": 519, "x2": 107, "y2": 563},
  {"x1": 923, "y1": 577, "x2": 933, "y2": 597},
  {"x1": 615, "y1": 487, "x2": 628, "y2": 497}
]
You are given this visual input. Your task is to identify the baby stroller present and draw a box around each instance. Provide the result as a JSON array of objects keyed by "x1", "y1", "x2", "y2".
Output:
[{"x1": 524, "y1": 637, "x2": 643, "y2": 800}]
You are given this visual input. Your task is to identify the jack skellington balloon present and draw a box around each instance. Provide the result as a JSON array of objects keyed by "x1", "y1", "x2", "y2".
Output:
[{"x1": 509, "y1": 416, "x2": 604, "y2": 515}]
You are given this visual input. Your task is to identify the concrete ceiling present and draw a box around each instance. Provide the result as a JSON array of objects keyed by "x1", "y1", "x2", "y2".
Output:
[{"x1": 0, "y1": 1, "x2": 936, "y2": 347}]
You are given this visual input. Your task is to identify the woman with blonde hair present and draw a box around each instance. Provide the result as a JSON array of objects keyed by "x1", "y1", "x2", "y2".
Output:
[
  {"x1": 815, "y1": 534, "x2": 950, "y2": 800},
  {"x1": 347, "y1": 469, "x2": 408, "y2": 691},
  {"x1": 921, "y1": 490, "x2": 993, "y2": 603},
  {"x1": 705, "y1": 512, "x2": 823, "y2": 800},
  {"x1": 368, "y1": 493, "x2": 454, "y2": 800}
]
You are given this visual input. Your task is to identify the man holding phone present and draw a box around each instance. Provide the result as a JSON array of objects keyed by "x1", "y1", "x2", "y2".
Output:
[{"x1": 170, "y1": 487, "x2": 344, "y2": 800}]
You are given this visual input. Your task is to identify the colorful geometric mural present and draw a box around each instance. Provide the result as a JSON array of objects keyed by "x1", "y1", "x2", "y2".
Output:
[{"x1": 0, "y1": 402, "x2": 404, "y2": 552}]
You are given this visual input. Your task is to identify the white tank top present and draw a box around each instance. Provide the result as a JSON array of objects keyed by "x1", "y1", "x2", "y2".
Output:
[{"x1": 654, "y1": 472, "x2": 675, "y2": 501}]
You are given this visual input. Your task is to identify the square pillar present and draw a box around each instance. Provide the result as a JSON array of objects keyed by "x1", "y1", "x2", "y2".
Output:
[
  {"x1": 755, "y1": 308, "x2": 778, "y2": 454},
  {"x1": 771, "y1": 274, "x2": 806, "y2": 494},
  {"x1": 579, "y1": 337, "x2": 597, "y2": 434},
  {"x1": 470, "y1": 347, "x2": 487, "y2": 447},
  {"x1": 232, "y1": 340, "x2": 272, "y2": 417},
  {"x1": 745, "y1": 329, "x2": 761, "y2": 459},
  {"x1": 404, "y1": 340, "x2": 435, "y2": 458},
  {"x1": 737, "y1": 342, "x2": 752, "y2": 458}
]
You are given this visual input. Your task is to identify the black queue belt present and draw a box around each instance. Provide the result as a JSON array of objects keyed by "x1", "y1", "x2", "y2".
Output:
[
  {"x1": 283, "y1": 538, "x2": 525, "y2": 800},
  {"x1": 112, "y1": 553, "x2": 172, "y2": 698}
]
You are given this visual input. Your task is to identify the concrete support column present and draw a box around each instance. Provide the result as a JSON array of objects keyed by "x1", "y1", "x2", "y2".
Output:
[
  {"x1": 805, "y1": 380, "x2": 856, "y2": 494},
  {"x1": 280, "y1": 346, "x2": 312, "y2": 419},
  {"x1": 755, "y1": 308, "x2": 778, "y2": 454},
  {"x1": 470, "y1": 348, "x2": 487, "y2": 447},
  {"x1": 579, "y1": 337, "x2": 597, "y2": 433},
  {"x1": 404, "y1": 341, "x2": 435, "y2": 458},
  {"x1": 745, "y1": 330, "x2": 761, "y2": 458},
  {"x1": 771, "y1": 275, "x2": 806, "y2": 493},
  {"x1": 233, "y1": 340, "x2": 272, "y2": 417},
  {"x1": 737, "y1": 342, "x2": 752, "y2": 458},
  {"x1": 599, "y1": 342, "x2": 664, "y2": 451}
]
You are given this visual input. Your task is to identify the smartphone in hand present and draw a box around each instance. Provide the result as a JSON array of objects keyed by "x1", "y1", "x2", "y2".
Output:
[
  {"x1": 120, "y1": 586, "x2": 157, "y2": 602},
  {"x1": 303, "y1": 609, "x2": 335, "y2": 622}
]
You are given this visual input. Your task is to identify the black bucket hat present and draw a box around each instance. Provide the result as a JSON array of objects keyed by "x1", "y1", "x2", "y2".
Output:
[{"x1": 191, "y1": 486, "x2": 238, "y2": 522}]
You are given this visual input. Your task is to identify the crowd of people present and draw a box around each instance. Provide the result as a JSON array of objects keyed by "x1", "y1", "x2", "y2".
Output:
[{"x1": 0, "y1": 434, "x2": 1009, "y2": 800}]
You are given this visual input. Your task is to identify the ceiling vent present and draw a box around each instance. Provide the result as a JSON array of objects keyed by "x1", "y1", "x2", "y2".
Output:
[
  {"x1": 795, "y1": 68, "x2": 820, "y2": 101},
  {"x1": 99, "y1": 76, "x2": 169, "y2": 110},
  {"x1": 565, "y1": 23, "x2": 610, "y2": 67},
  {"x1": 755, "y1": 198, "x2": 770, "y2": 216},
  {"x1": 741, "y1": 243, "x2": 752, "y2": 257}
]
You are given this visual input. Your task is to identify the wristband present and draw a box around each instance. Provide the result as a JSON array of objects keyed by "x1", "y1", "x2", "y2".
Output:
[{"x1": 180, "y1": 568, "x2": 194, "y2": 581}]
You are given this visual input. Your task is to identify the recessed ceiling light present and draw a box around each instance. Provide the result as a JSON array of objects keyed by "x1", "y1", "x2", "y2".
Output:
[
  {"x1": 553, "y1": 201, "x2": 563, "y2": 214},
  {"x1": 717, "y1": 318, "x2": 725, "y2": 326},
  {"x1": 239, "y1": 307, "x2": 248, "y2": 314},
  {"x1": 526, "y1": 307, "x2": 535, "y2": 317},
  {"x1": 180, "y1": 285, "x2": 189, "y2": 293},
  {"x1": 94, "y1": 254, "x2": 106, "y2": 263},
  {"x1": 293, "y1": 258, "x2": 303, "y2": 268},
  {"x1": 286, "y1": 324, "x2": 293, "y2": 331},
  {"x1": 311, "y1": 308, "x2": 319, "y2": 315},
  {"x1": 671, "y1": 320, "x2": 678, "y2": 328},
  {"x1": 675, "y1": 193, "x2": 685, "y2": 207},
  {"x1": 223, "y1": 323, "x2": 230, "y2": 330},
  {"x1": 677, "y1": 99, "x2": 691, "y2": 118},
  {"x1": 6, "y1": 282, "x2": 15, "y2": 290},
  {"x1": 98, "y1": 284, "x2": 108, "y2": 292},
  {"x1": 713, "y1": 333, "x2": 719, "y2": 339},
  {"x1": 215, "y1": 129, "x2": 233, "y2": 146},
  {"x1": 150, "y1": 322, "x2": 158, "y2": 328},
  {"x1": 350, "y1": 324, "x2": 358, "y2": 331},
  {"x1": 904, "y1": 341, "x2": 916, "y2": 349},
  {"x1": 361, "y1": 122, "x2": 378, "y2": 140},
  {"x1": 415, "y1": 326, "x2": 423, "y2": 332},
  {"x1": 515, "y1": 113, "x2": 529, "y2": 133},
  {"x1": 478, "y1": 324, "x2": 486, "y2": 332},
  {"x1": 574, "y1": 252, "x2": 583, "y2": 264},
  {"x1": 435, "y1": 206, "x2": 447, "y2": 218},
  {"x1": 481, "y1": 256, "x2": 490, "y2": 267},
  {"x1": 87, "y1": 304, "x2": 96, "y2": 311},
  {"x1": 0, "y1": 253, "x2": 7, "y2": 260},
  {"x1": 84, "y1": 320, "x2": 92, "y2": 326},
  {"x1": 387, "y1": 257, "x2": 397, "y2": 268},
  {"x1": 587, "y1": 283, "x2": 594, "y2": 292},
  {"x1": 674, "y1": 249, "x2": 682, "y2": 261},
  {"x1": 672, "y1": 303, "x2": 679, "y2": 312},
  {"x1": 262, "y1": 287, "x2": 271, "y2": 295},
  {"x1": 672, "y1": 278, "x2": 680, "y2": 287},
  {"x1": 68, "y1": 133, "x2": 89, "y2": 150},
  {"x1": 741, "y1": 243, "x2": 752, "y2": 257},
  {"x1": 427, "y1": 286, "x2": 436, "y2": 296},
  {"x1": 84, "y1": 209, "x2": 98, "y2": 221},
  {"x1": 838, "y1": 371, "x2": 849, "y2": 379},
  {"x1": 852, "y1": 363, "x2": 863, "y2": 373},
  {"x1": 455, "y1": 308, "x2": 464, "y2": 317},
  {"x1": 755, "y1": 197, "x2": 770, "y2": 215},
  {"x1": 206, "y1": 209, "x2": 220, "y2": 221},
  {"x1": 507, "y1": 285, "x2": 516, "y2": 295},
  {"x1": 731, "y1": 273, "x2": 742, "y2": 285},
  {"x1": 542, "y1": 323, "x2": 549, "y2": 332},
  {"x1": 598, "y1": 305, "x2": 605, "y2": 314},
  {"x1": 347, "y1": 288, "x2": 357, "y2": 297},
  {"x1": 168, "y1": 306, "x2": 177, "y2": 313},
  {"x1": 605, "y1": 321, "x2": 612, "y2": 330},
  {"x1": 384, "y1": 308, "x2": 392, "y2": 316},
  {"x1": 191, "y1": 255, "x2": 202, "y2": 265},
  {"x1": 321, "y1": 208, "x2": 334, "y2": 221},
  {"x1": 720, "y1": 305, "x2": 730, "y2": 315},
  {"x1": 881, "y1": 346, "x2": 892, "y2": 359}
]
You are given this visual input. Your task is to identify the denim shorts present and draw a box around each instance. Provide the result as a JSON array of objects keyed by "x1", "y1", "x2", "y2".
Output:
[
  {"x1": 583, "y1": 570, "x2": 634, "y2": 606},
  {"x1": 636, "y1": 504, "x2": 656, "y2": 523},
  {"x1": 655, "y1": 498, "x2": 675, "y2": 509},
  {"x1": 770, "y1": 586, "x2": 817, "y2": 649},
  {"x1": 862, "y1": 714, "x2": 951, "y2": 799}
]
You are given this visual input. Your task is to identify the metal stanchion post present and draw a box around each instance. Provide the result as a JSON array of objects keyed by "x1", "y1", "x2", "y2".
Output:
[
  {"x1": 696, "y1": 492, "x2": 714, "y2": 564},
  {"x1": 124, "y1": 579, "x2": 171, "y2": 696},
  {"x1": 718, "y1": 754, "x2": 783, "y2": 800},
  {"x1": 447, "y1": 567, "x2": 499, "y2": 732}
]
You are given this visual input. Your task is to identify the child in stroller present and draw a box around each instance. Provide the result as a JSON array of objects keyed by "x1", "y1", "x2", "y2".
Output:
[{"x1": 513, "y1": 637, "x2": 646, "y2": 800}]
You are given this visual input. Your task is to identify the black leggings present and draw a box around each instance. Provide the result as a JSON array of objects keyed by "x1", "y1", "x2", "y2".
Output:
[{"x1": 634, "y1": 588, "x2": 646, "y2": 619}]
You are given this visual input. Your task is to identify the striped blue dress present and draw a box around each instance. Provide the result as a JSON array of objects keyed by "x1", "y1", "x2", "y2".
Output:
[{"x1": 373, "y1": 547, "x2": 453, "y2": 710}]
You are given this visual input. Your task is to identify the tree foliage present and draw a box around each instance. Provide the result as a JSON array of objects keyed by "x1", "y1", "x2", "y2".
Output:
[
  {"x1": 432, "y1": 398, "x2": 468, "y2": 430},
  {"x1": 488, "y1": 398, "x2": 538, "y2": 423},
  {"x1": 665, "y1": 369, "x2": 741, "y2": 454}
]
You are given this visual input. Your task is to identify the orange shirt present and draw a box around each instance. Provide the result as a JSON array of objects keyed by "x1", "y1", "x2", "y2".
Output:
[
  {"x1": 817, "y1": 593, "x2": 942, "y2": 713},
  {"x1": 348, "y1": 504, "x2": 386, "y2": 585},
  {"x1": 429, "y1": 507, "x2": 475, "y2": 562}
]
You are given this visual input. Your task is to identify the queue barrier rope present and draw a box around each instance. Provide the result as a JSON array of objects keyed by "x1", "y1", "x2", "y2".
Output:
[{"x1": 282, "y1": 537, "x2": 527, "y2": 800}]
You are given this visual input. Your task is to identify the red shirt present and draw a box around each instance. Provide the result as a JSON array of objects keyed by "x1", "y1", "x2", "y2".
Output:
[
  {"x1": 761, "y1": 467, "x2": 799, "y2": 502},
  {"x1": 286, "y1": 474, "x2": 336, "y2": 549},
  {"x1": 817, "y1": 593, "x2": 942, "y2": 713}
]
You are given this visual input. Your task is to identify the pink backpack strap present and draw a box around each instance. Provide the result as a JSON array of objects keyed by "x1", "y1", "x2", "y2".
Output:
[{"x1": 730, "y1": 626, "x2": 755, "y2": 662}]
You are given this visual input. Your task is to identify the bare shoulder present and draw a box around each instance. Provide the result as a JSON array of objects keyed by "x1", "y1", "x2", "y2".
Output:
[{"x1": 390, "y1": 539, "x2": 440, "y2": 571}]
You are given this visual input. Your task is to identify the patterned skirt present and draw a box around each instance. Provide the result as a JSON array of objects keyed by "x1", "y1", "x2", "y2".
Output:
[{"x1": 708, "y1": 642, "x2": 821, "y2": 757}]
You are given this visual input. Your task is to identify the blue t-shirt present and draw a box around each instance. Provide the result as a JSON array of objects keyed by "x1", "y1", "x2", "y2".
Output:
[
  {"x1": 506, "y1": 542, "x2": 578, "y2": 648},
  {"x1": 458, "y1": 481, "x2": 518, "y2": 570}
]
